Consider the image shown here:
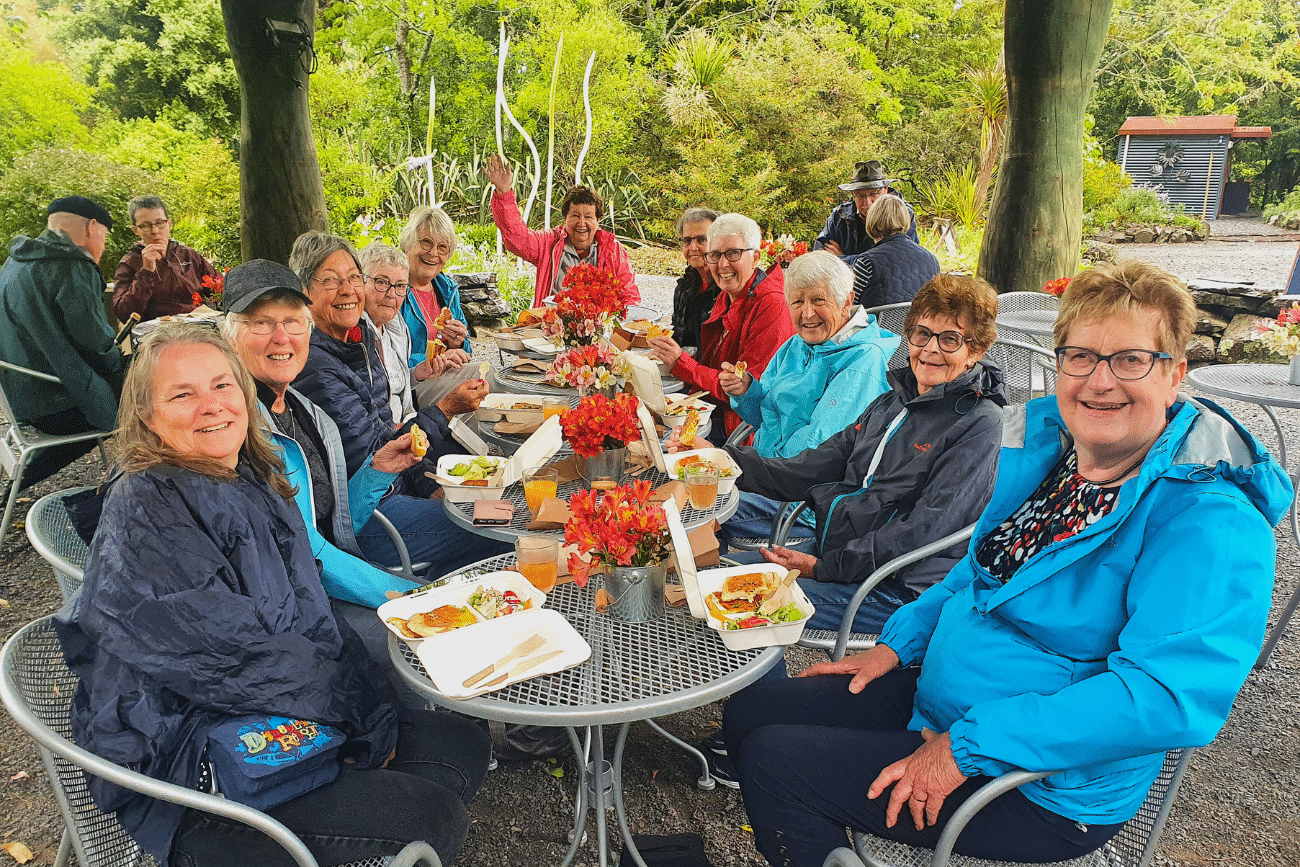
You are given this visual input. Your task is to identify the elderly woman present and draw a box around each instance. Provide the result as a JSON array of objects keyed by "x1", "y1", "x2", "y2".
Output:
[
  {"x1": 851, "y1": 194, "x2": 941, "y2": 309},
  {"x1": 649, "y1": 213, "x2": 795, "y2": 441},
  {"x1": 289, "y1": 231, "x2": 508, "y2": 577},
  {"x1": 670, "y1": 207, "x2": 720, "y2": 350},
  {"x1": 397, "y1": 206, "x2": 477, "y2": 408},
  {"x1": 54, "y1": 323, "x2": 490, "y2": 867},
  {"x1": 484, "y1": 154, "x2": 639, "y2": 306},
  {"x1": 722, "y1": 262, "x2": 1291, "y2": 867},
  {"x1": 724, "y1": 274, "x2": 1005, "y2": 636}
]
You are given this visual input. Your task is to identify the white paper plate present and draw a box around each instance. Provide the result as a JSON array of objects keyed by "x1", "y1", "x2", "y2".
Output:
[
  {"x1": 415, "y1": 608, "x2": 591, "y2": 699},
  {"x1": 520, "y1": 336, "x2": 562, "y2": 355},
  {"x1": 664, "y1": 448, "x2": 742, "y2": 496},
  {"x1": 377, "y1": 571, "x2": 546, "y2": 649}
]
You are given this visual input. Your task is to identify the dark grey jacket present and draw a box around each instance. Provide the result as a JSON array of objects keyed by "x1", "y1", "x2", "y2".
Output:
[{"x1": 725, "y1": 360, "x2": 1006, "y2": 597}]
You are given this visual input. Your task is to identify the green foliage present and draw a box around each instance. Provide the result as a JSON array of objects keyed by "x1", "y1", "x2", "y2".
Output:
[
  {"x1": 643, "y1": 135, "x2": 785, "y2": 239},
  {"x1": 1082, "y1": 158, "x2": 1132, "y2": 213},
  {"x1": 0, "y1": 147, "x2": 163, "y2": 279},
  {"x1": 1085, "y1": 186, "x2": 1203, "y2": 231},
  {"x1": 916, "y1": 162, "x2": 981, "y2": 228},
  {"x1": 0, "y1": 38, "x2": 91, "y2": 169},
  {"x1": 1263, "y1": 186, "x2": 1300, "y2": 221}
]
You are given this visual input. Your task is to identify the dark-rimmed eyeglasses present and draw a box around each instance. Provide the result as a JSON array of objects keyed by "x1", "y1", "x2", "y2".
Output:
[
  {"x1": 1055, "y1": 347, "x2": 1172, "y2": 381},
  {"x1": 679, "y1": 234, "x2": 708, "y2": 246},
  {"x1": 367, "y1": 275, "x2": 409, "y2": 297},
  {"x1": 906, "y1": 325, "x2": 969, "y2": 353},
  {"x1": 241, "y1": 316, "x2": 312, "y2": 336},
  {"x1": 311, "y1": 273, "x2": 365, "y2": 291},
  {"x1": 134, "y1": 218, "x2": 170, "y2": 232},
  {"x1": 417, "y1": 237, "x2": 452, "y2": 256},
  {"x1": 703, "y1": 248, "x2": 755, "y2": 264}
]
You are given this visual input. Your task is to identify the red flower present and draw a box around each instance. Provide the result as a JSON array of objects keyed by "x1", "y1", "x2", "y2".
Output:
[
  {"x1": 560, "y1": 393, "x2": 643, "y2": 458},
  {"x1": 1043, "y1": 277, "x2": 1071, "y2": 296},
  {"x1": 564, "y1": 479, "x2": 670, "y2": 584}
]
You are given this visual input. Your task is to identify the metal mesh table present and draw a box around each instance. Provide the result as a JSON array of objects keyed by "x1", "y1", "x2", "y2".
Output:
[
  {"x1": 389, "y1": 553, "x2": 783, "y2": 866},
  {"x1": 472, "y1": 415, "x2": 711, "y2": 457},
  {"x1": 1184, "y1": 363, "x2": 1300, "y2": 668},
  {"x1": 995, "y1": 309, "x2": 1057, "y2": 347},
  {"x1": 493, "y1": 361, "x2": 687, "y2": 397},
  {"x1": 443, "y1": 464, "x2": 739, "y2": 542}
]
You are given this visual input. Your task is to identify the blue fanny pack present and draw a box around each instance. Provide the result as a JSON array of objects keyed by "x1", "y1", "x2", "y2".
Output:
[{"x1": 206, "y1": 716, "x2": 345, "y2": 810}]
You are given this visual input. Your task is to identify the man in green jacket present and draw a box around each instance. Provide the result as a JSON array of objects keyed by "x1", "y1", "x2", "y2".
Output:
[{"x1": 0, "y1": 196, "x2": 125, "y2": 487}]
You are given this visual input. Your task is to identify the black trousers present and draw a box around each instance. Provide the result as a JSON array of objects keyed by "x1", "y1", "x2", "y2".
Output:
[
  {"x1": 170, "y1": 711, "x2": 491, "y2": 867},
  {"x1": 721, "y1": 668, "x2": 1124, "y2": 867}
]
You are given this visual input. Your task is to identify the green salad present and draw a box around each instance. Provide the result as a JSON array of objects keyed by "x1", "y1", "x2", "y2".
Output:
[
  {"x1": 448, "y1": 456, "x2": 501, "y2": 480},
  {"x1": 721, "y1": 603, "x2": 805, "y2": 630}
]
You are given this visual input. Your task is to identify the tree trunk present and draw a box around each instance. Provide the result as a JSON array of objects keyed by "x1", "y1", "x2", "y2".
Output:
[
  {"x1": 978, "y1": 0, "x2": 1115, "y2": 294},
  {"x1": 221, "y1": 0, "x2": 328, "y2": 264}
]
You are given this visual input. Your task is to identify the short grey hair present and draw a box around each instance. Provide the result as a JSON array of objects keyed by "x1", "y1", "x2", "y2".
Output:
[
  {"x1": 785, "y1": 251, "x2": 854, "y2": 307},
  {"x1": 218, "y1": 291, "x2": 314, "y2": 343},
  {"x1": 398, "y1": 206, "x2": 458, "y2": 257},
  {"x1": 128, "y1": 195, "x2": 169, "y2": 225},
  {"x1": 288, "y1": 231, "x2": 361, "y2": 289},
  {"x1": 676, "y1": 207, "x2": 719, "y2": 236},
  {"x1": 708, "y1": 213, "x2": 761, "y2": 249},
  {"x1": 359, "y1": 241, "x2": 410, "y2": 275}
]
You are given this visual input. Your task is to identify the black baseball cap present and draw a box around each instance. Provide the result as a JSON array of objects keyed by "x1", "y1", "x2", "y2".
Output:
[
  {"x1": 221, "y1": 259, "x2": 313, "y2": 313},
  {"x1": 47, "y1": 196, "x2": 113, "y2": 229}
]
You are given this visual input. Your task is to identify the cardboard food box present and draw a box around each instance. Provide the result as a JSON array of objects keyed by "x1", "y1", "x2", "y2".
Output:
[{"x1": 435, "y1": 416, "x2": 564, "y2": 502}]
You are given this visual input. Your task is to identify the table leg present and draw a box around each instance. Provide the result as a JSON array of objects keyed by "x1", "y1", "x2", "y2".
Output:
[
  {"x1": 593, "y1": 724, "x2": 611, "y2": 867},
  {"x1": 613, "y1": 722, "x2": 650, "y2": 867},
  {"x1": 644, "y1": 718, "x2": 715, "y2": 791},
  {"x1": 559, "y1": 727, "x2": 589, "y2": 867}
]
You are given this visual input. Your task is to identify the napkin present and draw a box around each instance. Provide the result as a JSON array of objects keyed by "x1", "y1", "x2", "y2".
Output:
[
  {"x1": 510, "y1": 359, "x2": 549, "y2": 375},
  {"x1": 525, "y1": 497, "x2": 572, "y2": 530},
  {"x1": 495, "y1": 420, "x2": 542, "y2": 436}
]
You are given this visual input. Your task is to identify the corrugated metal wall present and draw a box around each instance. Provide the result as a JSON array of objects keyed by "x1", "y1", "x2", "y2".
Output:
[{"x1": 1118, "y1": 135, "x2": 1229, "y2": 219}]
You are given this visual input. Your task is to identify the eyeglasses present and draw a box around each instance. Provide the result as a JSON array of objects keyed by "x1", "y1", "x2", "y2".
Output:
[
  {"x1": 311, "y1": 273, "x2": 365, "y2": 291},
  {"x1": 703, "y1": 248, "x2": 755, "y2": 264},
  {"x1": 135, "y1": 218, "x2": 170, "y2": 231},
  {"x1": 679, "y1": 234, "x2": 708, "y2": 247},
  {"x1": 906, "y1": 325, "x2": 969, "y2": 353},
  {"x1": 1055, "y1": 347, "x2": 1172, "y2": 381},
  {"x1": 367, "y1": 275, "x2": 409, "y2": 296},
  {"x1": 417, "y1": 238, "x2": 452, "y2": 256},
  {"x1": 241, "y1": 316, "x2": 312, "y2": 336}
]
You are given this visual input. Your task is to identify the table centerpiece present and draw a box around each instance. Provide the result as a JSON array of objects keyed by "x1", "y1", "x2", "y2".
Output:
[
  {"x1": 543, "y1": 263, "x2": 636, "y2": 347},
  {"x1": 565, "y1": 478, "x2": 671, "y2": 621},
  {"x1": 560, "y1": 391, "x2": 643, "y2": 484},
  {"x1": 1251, "y1": 302, "x2": 1300, "y2": 384}
]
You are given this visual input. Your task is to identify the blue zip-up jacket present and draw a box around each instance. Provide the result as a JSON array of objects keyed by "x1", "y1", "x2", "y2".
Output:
[
  {"x1": 880, "y1": 396, "x2": 1292, "y2": 825},
  {"x1": 730, "y1": 306, "x2": 900, "y2": 458},
  {"x1": 401, "y1": 271, "x2": 467, "y2": 368},
  {"x1": 259, "y1": 393, "x2": 414, "y2": 607},
  {"x1": 727, "y1": 360, "x2": 1006, "y2": 595},
  {"x1": 813, "y1": 195, "x2": 920, "y2": 270}
]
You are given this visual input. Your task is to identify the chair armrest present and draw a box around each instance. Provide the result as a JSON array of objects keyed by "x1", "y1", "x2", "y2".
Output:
[
  {"x1": 929, "y1": 770, "x2": 1056, "y2": 867},
  {"x1": 391, "y1": 841, "x2": 442, "y2": 867},
  {"x1": 769, "y1": 501, "x2": 811, "y2": 548},
  {"x1": 724, "y1": 422, "x2": 755, "y2": 447},
  {"x1": 832, "y1": 523, "x2": 976, "y2": 661},
  {"x1": 0, "y1": 359, "x2": 61, "y2": 384},
  {"x1": 822, "y1": 847, "x2": 867, "y2": 867},
  {"x1": 370, "y1": 509, "x2": 416, "y2": 581}
]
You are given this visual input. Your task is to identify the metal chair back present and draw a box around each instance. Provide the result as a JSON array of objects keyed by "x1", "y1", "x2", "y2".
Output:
[
  {"x1": 864, "y1": 303, "x2": 911, "y2": 370},
  {"x1": 996, "y1": 291, "x2": 1059, "y2": 314},
  {"x1": 984, "y1": 339, "x2": 1057, "y2": 405},
  {"x1": 26, "y1": 490, "x2": 90, "y2": 601},
  {"x1": 0, "y1": 618, "x2": 442, "y2": 867}
]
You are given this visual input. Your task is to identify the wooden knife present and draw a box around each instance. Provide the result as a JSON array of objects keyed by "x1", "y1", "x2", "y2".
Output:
[
  {"x1": 462, "y1": 634, "x2": 546, "y2": 688},
  {"x1": 483, "y1": 649, "x2": 566, "y2": 688}
]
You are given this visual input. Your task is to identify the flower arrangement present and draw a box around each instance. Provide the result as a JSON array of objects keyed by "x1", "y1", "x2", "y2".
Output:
[
  {"x1": 544, "y1": 263, "x2": 636, "y2": 345},
  {"x1": 546, "y1": 343, "x2": 626, "y2": 391},
  {"x1": 192, "y1": 271, "x2": 226, "y2": 309},
  {"x1": 1042, "y1": 277, "x2": 1071, "y2": 296},
  {"x1": 1251, "y1": 303, "x2": 1300, "y2": 358},
  {"x1": 559, "y1": 392, "x2": 643, "y2": 458},
  {"x1": 564, "y1": 479, "x2": 670, "y2": 587},
  {"x1": 758, "y1": 234, "x2": 808, "y2": 269}
]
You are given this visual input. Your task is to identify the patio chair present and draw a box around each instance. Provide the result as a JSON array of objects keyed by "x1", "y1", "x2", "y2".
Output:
[
  {"x1": 994, "y1": 291, "x2": 1059, "y2": 349},
  {"x1": 25, "y1": 489, "x2": 90, "y2": 601},
  {"x1": 0, "y1": 360, "x2": 109, "y2": 550},
  {"x1": 718, "y1": 423, "x2": 815, "y2": 555},
  {"x1": 0, "y1": 616, "x2": 444, "y2": 867},
  {"x1": 796, "y1": 522, "x2": 977, "y2": 659},
  {"x1": 983, "y1": 339, "x2": 1057, "y2": 405},
  {"x1": 822, "y1": 747, "x2": 1193, "y2": 867},
  {"x1": 864, "y1": 302, "x2": 912, "y2": 370}
]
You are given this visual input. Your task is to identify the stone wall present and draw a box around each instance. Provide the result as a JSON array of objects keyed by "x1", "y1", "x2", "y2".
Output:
[
  {"x1": 450, "y1": 272, "x2": 510, "y2": 329},
  {"x1": 1090, "y1": 221, "x2": 1209, "y2": 244},
  {"x1": 1185, "y1": 279, "x2": 1287, "y2": 364}
]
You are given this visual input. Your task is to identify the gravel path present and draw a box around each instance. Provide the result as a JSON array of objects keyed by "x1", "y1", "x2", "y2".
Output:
[{"x1": 2, "y1": 239, "x2": 1299, "y2": 866}]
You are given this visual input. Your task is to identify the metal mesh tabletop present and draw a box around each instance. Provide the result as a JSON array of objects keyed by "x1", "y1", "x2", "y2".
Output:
[
  {"x1": 1184, "y1": 364, "x2": 1300, "y2": 410},
  {"x1": 995, "y1": 309, "x2": 1058, "y2": 339},
  {"x1": 442, "y1": 464, "x2": 739, "y2": 541},
  {"x1": 472, "y1": 415, "x2": 711, "y2": 457},
  {"x1": 390, "y1": 553, "x2": 781, "y2": 726},
  {"x1": 492, "y1": 360, "x2": 687, "y2": 397}
]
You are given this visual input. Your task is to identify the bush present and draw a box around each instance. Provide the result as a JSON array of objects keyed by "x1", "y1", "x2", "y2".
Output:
[
  {"x1": 1086, "y1": 186, "x2": 1202, "y2": 232},
  {"x1": 1263, "y1": 187, "x2": 1300, "y2": 222},
  {"x1": 0, "y1": 40, "x2": 91, "y2": 169},
  {"x1": 1082, "y1": 158, "x2": 1131, "y2": 213},
  {"x1": 0, "y1": 148, "x2": 164, "y2": 280}
]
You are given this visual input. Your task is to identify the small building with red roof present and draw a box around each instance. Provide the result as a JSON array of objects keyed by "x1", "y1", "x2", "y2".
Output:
[{"x1": 1116, "y1": 115, "x2": 1271, "y2": 219}]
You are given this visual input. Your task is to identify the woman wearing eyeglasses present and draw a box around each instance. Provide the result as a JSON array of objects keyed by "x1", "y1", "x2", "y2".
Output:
[
  {"x1": 722, "y1": 273, "x2": 1005, "y2": 637},
  {"x1": 670, "y1": 207, "x2": 720, "y2": 351},
  {"x1": 398, "y1": 207, "x2": 474, "y2": 406},
  {"x1": 722, "y1": 262, "x2": 1290, "y2": 867}
]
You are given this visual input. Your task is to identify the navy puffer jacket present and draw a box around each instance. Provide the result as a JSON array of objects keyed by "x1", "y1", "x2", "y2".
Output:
[
  {"x1": 851, "y1": 233, "x2": 941, "y2": 308},
  {"x1": 295, "y1": 327, "x2": 396, "y2": 476}
]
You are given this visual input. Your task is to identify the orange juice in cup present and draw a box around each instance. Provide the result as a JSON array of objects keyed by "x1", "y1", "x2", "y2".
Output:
[
  {"x1": 515, "y1": 536, "x2": 559, "y2": 593},
  {"x1": 523, "y1": 466, "x2": 559, "y2": 514},
  {"x1": 542, "y1": 397, "x2": 567, "y2": 421},
  {"x1": 684, "y1": 463, "x2": 719, "y2": 510}
]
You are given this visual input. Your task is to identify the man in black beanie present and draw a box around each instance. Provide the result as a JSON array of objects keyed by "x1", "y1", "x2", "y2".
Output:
[{"x1": 0, "y1": 195, "x2": 126, "y2": 493}]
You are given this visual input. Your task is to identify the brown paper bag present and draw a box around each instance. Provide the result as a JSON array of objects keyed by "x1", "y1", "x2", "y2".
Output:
[
  {"x1": 689, "y1": 519, "x2": 721, "y2": 567},
  {"x1": 548, "y1": 454, "x2": 584, "y2": 484},
  {"x1": 511, "y1": 359, "x2": 549, "y2": 375},
  {"x1": 495, "y1": 420, "x2": 542, "y2": 436},
  {"x1": 650, "y1": 480, "x2": 687, "y2": 510},
  {"x1": 525, "y1": 497, "x2": 572, "y2": 530},
  {"x1": 609, "y1": 329, "x2": 633, "y2": 351},
  {"x1": 663, "y1": 584, "x2": 688, "y2": 607}
]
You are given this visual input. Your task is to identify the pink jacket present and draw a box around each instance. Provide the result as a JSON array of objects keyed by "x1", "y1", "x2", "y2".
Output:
[{"x1": 491, "y1": 190, "x2": 640, "y2": 307}]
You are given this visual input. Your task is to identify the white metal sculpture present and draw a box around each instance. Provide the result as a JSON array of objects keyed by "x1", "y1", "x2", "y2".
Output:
[
  {"x1": 544, "y1": 34, "x2": 564, "y2": 230},
  {"x1": 574, "y1": 51, "x2": 596, "y2": 187}
]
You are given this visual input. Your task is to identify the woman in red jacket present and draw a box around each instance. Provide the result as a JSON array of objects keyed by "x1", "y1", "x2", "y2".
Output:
[
  {"x1": 483, "y1": 154, "x2": 639, "y2": 307},
  {"x1": 649, "y1": 213, "x2": 795, "y2": 441}
]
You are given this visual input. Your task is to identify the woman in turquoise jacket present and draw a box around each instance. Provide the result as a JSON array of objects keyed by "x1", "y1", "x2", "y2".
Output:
[{"x1": 721, "y1": 262, "x2": 1293, "y2": 867}]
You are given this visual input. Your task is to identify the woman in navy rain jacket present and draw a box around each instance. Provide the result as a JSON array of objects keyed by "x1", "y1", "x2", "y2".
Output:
[{"x1": 722, "y1": 263, "x2": 1292, "y2": 867}]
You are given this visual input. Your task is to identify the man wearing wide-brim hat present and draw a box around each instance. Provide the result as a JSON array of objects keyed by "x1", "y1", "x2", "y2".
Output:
[{"x1": 814, "y1": 160, "x2": 919, "y2": 269}]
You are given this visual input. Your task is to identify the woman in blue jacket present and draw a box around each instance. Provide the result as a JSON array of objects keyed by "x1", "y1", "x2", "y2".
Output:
[{"x1": 721, "y1": 262, "x2": 1293, "y2": 867}]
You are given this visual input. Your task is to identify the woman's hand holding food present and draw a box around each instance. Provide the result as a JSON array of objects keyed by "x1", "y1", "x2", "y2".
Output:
[
  {"x1": 439, "y1": 317, "x2": 468, "y2": 349},
  {"x1": 412, "y1": 356, "x2": 446, "y2": 382},
  {"x1": 868, "y1": 728, "x2": 968, "y2": 831},
  {"x1": 760, "y1": 545, "x2": 817, "y2": 579},
  {"x1": 438, "y1": 379, "x2": 489, "y2": 417},
  {"x1": 719, "y1": 362, "x2": 752, "y2": 396},
  {"x1": 648, "y1": 335, "x2": 684, "y2": 368},
  {"x1": 441, "y1": 348, "x2": 471, "y2": 370},
  {"x1": 483, "y1": 154, "x2": 513, "y2": 192},
  {"x1": 373, "y1": 433, "x2": 420, "y2": 474},
  {"x1": 798, "y1": 642, "x2": 900, "y2": 693}
]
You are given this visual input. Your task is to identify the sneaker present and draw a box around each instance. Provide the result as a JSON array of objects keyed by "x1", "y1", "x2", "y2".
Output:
[
  {"x1": 707, "y1": 750, "x2": 740, "y2": 789},
  {"x1": 700, "y1": 732, "x2": 728, "y2": 756}
]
